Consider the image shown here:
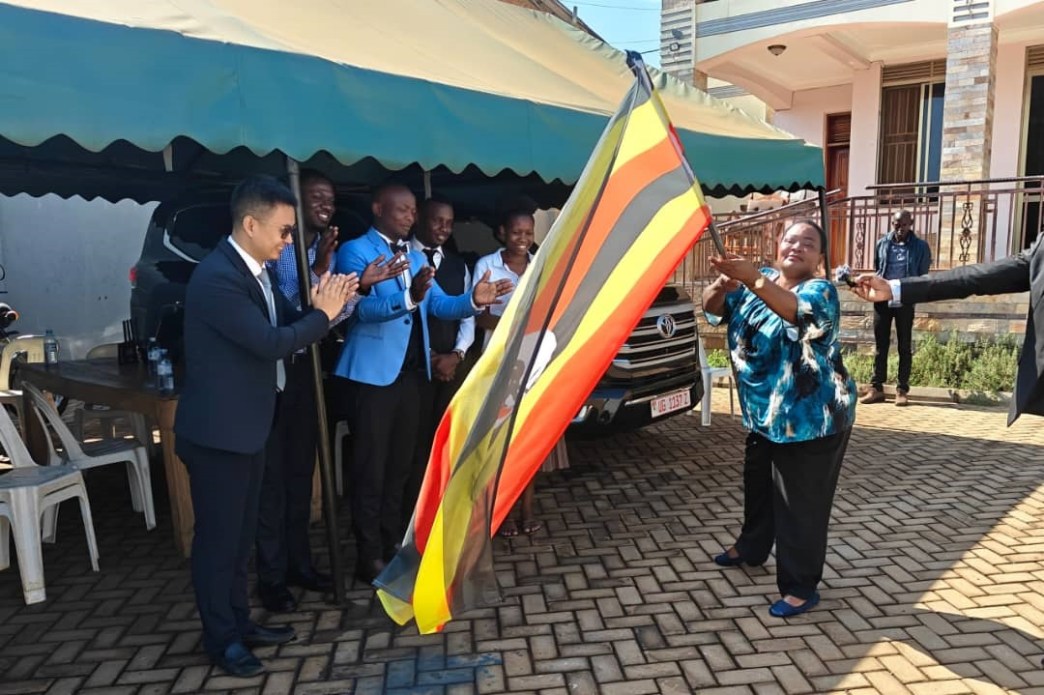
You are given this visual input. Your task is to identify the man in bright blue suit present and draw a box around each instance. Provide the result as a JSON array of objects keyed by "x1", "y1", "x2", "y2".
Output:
[{"x1": 333, "y1": 183, "x2": 513, "y2": 583}]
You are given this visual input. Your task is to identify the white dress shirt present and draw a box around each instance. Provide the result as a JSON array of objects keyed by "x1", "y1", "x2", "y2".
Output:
[
  {"x1": 411, "y1": 237, "x2": 475, "y2": 355},
  {"x1": 227, "y1": 235, "x2": 265, "y2": 291},
  {"x1": 374, "y1": 229, "x2": 418, "y2": 312},
  {"x1": 472, "y1": 248, "x2": 532, "y2": 349}
]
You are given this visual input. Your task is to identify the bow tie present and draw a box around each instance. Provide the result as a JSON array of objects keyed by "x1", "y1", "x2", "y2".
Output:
[{"x1": 391, "y1": 242, "x2": 408, "y2": 255}]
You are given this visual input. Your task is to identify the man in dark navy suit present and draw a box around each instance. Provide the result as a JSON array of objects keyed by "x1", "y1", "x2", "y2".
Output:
[{"x1": 174, "y1": 176, "x2": 356, "y2": 678}]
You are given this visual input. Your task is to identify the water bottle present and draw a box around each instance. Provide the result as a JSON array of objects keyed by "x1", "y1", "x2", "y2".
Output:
[
  {"x1": 157, "y1": 353, "x2": 174, "y2": 395},
  {"x1": 147, "y1": 338, "x2": 160, "y2": 376},
  {"x1": 43, "y1": 329, "x2": 60, "y2": 366},
  {"x1": 155, "y1": 348, "x2": 171, "y2": 388}
]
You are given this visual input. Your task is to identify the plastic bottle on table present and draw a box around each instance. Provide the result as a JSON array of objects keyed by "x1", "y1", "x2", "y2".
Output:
[
  {"x1": 157, "y1": 352, "x2": 174, "y2": 395},
  {"x1": 43, "y1": 329, "x2": 60, "y2": 366},
  {"x1": 147, "y1": 338, "x2": 160, "y2": 376}
]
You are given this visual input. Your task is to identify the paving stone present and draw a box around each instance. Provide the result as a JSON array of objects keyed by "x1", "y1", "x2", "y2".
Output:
[{"x1": 2, "y1": 399, "x2": 1044, "y2": 694}]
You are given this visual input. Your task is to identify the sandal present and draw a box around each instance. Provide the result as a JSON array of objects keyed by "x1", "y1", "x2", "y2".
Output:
[
  {"x1": 520, "y1": 519, "x2": 542, "y2": 535},
  {"x1": 498, "y1": 520, "x2": 520, "y2": 538}
]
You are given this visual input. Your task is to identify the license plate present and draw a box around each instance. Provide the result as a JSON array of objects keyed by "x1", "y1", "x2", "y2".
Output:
[{"x1": 650, "y1": 388, "x2": 692, "y2": 418}]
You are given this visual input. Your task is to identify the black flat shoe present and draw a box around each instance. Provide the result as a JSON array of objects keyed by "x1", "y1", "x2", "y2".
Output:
[
  {"x1": 242, "y1": 624, "x2": 296, "y2": 647},
  {"x1": 213, "y1": 642, "x2": 264, "y2": 678},
  {"x1": 287, "y1": 568, "x2": 333, "y2": 593},
  {"x1": 713, "y1": 549, "x2": 745, "y2": 567},
  {"x1": 257, "y1": 582, "x2": 297, "y2": 613}
]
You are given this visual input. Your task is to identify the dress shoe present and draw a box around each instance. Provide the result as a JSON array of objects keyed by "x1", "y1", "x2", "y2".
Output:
[
  {"x1": 257, "y1": 582, "x2": 297, "y2": 613},
  {"x1": 212, "y1": 642, "x2": 264, "y2": 678},
  {"x1": 768, "y1": 592, "x2": 820, "y2": 618},
  {"x1": 859, "y1": 388, "x2": 885, "y2": 404},
  {"x1": 287, "y1": 568, "x2": 333, "y2": 593},
  {"x1": 713, "y1": 547, "x2": 763, "y2": 567},
  {"x1": 355, "y1": 559, "x2": 386, "y2": 585},
  {"x1": 895, "y1": 390, "x2": 909, "y2": 407},
  {"x1": 242, "y1": 624, "x2": 297, "y2": 647}
]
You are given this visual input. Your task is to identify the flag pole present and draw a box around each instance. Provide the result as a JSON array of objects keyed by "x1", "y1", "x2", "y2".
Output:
[{"x1": 624, "y1": 52, "x2": 727, "y2": 257}]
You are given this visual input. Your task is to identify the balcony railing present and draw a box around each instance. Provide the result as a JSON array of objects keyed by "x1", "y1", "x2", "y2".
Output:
[
  {"x1": 675, "y1": 176, "x2": 1044, "y2": 299},
  {"x1": 839, "y1": 176, "x2": 1044, "y2": 271}
]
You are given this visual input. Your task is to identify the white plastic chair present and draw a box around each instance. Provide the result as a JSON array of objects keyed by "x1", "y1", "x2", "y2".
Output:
[
  {"x1": 0, "y1": 336, "x2": 45, "y2": 427},
  {"x1": 334, "y1": 419, "x2": 350, "y2": 496},
  {"x1": 73, "y1": 344, "x2": 153, "y2": 452},
  {"x1": 698, "y1": 335, "x2": 735, "y2": 427},
  {"x1": 24, "y1": 382, "x2": 155, "y2": 531},
  {"x1": 0, "y1": 402, "x2": 99, "y2": 604}
]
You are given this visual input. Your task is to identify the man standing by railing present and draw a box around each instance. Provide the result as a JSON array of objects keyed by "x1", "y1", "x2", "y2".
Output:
[{"x1": 860, "y1": 210, "x2": 931, "y2": 407}]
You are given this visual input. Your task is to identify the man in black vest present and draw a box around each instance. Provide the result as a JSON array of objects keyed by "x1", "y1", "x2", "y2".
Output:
[{"x1": 405, "y1": 197, "x2": 474, "y2": 523}]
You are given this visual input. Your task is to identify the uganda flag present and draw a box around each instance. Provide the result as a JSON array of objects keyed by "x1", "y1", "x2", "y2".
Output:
[{"x1": 375, "y1": 57, "x2": 714, "y2": 634}]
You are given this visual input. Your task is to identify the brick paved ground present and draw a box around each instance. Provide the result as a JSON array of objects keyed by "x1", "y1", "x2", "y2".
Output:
[{"x1": 2, "y1": 391, "x2": 1044, "y2": 694}]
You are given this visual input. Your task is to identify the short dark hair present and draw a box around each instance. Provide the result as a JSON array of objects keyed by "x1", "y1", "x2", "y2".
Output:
[
  {"x1": 785, "y1": 218, "x2": 827, "y2": 253},
  {"x1": 371, "y1": 181, "x2": 414, "y2": 204},
  {"x1": 230, "y1": 175, "x2": 297, "y2": 228},
  {"x1": 501, "y1": 209, "x2": 535, "y2": 229},
  {"x1": 299, "y1": 168, "x2": 333, "y2": 189},
  {"x1": 420, "y1": 195, "x2": 454, "y2": 218}
]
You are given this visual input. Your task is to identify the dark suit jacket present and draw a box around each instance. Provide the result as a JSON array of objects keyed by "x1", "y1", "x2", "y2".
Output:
[
  {"x1": 900, "y1": 238, "x2": 1042, "y2": 424},
  {"x1": 174, "y1": 238, "x2": 330, "y2": 454}
]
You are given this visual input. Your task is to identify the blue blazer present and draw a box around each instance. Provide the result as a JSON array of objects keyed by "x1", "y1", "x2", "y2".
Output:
[
  {"x1": 174, "y1": 239, "x2": 329, "y2": 454},
  {"x1": 333, "y1": 228, "x2": 477, "y2": 386}
]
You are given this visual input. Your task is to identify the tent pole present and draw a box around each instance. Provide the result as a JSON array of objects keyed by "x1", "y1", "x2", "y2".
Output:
[
  {"x1": 423, "y1": 170, "x2": 432, "y2": 200},
  {"x1": 286, "y1": 157, "x2": 346, "y2": 606}
]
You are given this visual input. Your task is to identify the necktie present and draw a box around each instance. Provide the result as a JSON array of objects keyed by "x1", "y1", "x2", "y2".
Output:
[
  {"x1": 259, "y1": 269, "x2": 286, "y2": 392},
  {"x1": 423, "y1": 247, "x2": 439, "y2": 268}
]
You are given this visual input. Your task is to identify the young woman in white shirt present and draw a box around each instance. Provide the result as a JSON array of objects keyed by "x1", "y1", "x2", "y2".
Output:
[{"x1": 473, "y1": 210, "x2": 569, "y2": 537}]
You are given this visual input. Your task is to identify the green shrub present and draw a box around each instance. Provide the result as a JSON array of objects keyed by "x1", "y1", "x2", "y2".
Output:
[
  {"x1": 706, "y1": 348, "x2": 730, "y2": 368},
  {"x1": 840, "y1": 332, "x2": 1019, "y2": 394},
  {"x1": 842, "y1": 350, "x2": 876, "y2": 385}
]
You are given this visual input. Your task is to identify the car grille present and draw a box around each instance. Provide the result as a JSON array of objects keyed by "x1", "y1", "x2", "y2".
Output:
[{"x1": 603, "y1": 303, "x2": 698, "y2": 386}]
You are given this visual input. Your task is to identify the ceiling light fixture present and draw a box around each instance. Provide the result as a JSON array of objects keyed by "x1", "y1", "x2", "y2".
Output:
[{"x1": 767, "y1": 44, "x2": 787, "y2": 56}]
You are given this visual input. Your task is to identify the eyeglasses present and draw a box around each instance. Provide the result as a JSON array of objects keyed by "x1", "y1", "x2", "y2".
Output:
[{"x1": 279, "y1": 225, "x2": 297, "y2": 240}]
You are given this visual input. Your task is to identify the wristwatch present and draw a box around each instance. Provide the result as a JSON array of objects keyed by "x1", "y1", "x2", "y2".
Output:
[{"x1": 453, "y1": 349, "x2": 466, "y2": 361}]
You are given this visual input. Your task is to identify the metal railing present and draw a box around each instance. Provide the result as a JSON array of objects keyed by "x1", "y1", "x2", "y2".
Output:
[
  {"x1": 839, "y1": 176, "x2": 1044, "y2": 271},
  {"x1": 674, "y1": 193, "x2": 827, "y2": 300},
  {"x1": 675, "y1": 176, "x2": 1044, "y2": 299}
]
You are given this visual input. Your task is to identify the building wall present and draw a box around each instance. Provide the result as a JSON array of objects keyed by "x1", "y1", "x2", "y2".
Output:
[
  {"x1": 754, "y1": 39, "x2": 1034, "y2": 254},
  {"x1": 693, "y1": 0, "x2": 944, "y2": 62},
  {"x1": 772, "y1": 85, "x2": 853, "y2": 145},
  {"x1": 769, "y1": 75, "x2": 883, "y2": 198},
  {"x1": 990, "y1": 39, "x2": 1031, "y2": 256}
]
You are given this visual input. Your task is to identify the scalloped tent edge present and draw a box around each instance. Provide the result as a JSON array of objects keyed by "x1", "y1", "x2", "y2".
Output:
[{"x1": 0, "y1": 2, "x2": 823, "y2": 205}]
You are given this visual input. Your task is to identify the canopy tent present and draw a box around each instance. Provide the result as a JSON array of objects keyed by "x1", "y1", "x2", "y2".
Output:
[{"x1": 0, "y1": 0, "x2": 823, "y2": 207}]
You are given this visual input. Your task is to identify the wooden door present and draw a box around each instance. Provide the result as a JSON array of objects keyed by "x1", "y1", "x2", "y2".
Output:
[{"x1": 825, "y1": 113, "x2": 851, "y2": 268}]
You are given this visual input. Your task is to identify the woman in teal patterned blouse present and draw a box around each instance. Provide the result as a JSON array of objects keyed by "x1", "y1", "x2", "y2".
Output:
[{"x1": 703, "y1": 219, "x2": 856, "y2": 618}]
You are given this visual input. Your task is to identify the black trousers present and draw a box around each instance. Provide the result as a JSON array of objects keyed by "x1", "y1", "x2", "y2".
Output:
[
  {"x1": 255, "y1": 358, "x2": 318, "y2": 586},
  {"x1": 405, "y1": 371, "x2": 464, "y2": 528},
  {"x1": 177, "y1": 436, "x2": 265, "y2": 658},
  {"x1": 734, "y1": 429, "x2": 851, "y2": 600},
  {"x1": 872, "y1": 301, "x2": 915, "y2": 393},
  {"x1": 345, "y1": 371, "x2": 425, "y2": 565}
]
